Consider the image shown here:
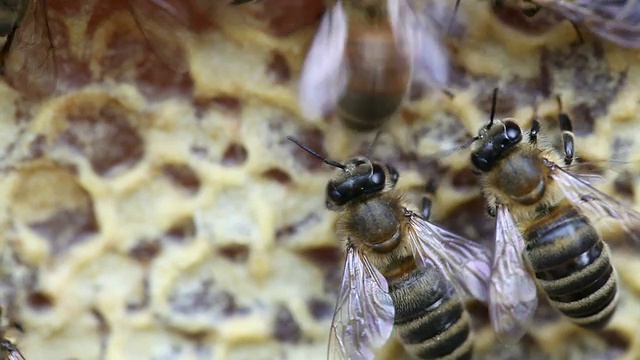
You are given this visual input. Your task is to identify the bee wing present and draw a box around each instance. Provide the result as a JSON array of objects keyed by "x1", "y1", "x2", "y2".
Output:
[
  {"x1": 4, "y1": 0, "x2": 57, "y2": 99},
  {"x1": 540, "y1": 0, "x2": 640, "y2": 48},
  {"x1": 405, "y1": 213, "x2": 492, "y2": 303},
  {"x1": 387, "y1": 0, "x2": 448, "y2": 88},
  {"x1": 328, "y1": 245, "x2": 395, "y2": 360},
  {"x1": 129, "y1": 0, "x2": 213, "y2": 73},
  {"x1": 490, "y1": 204, "x2": 538, "y2": 344},
  {"x1": 1, "y1": 340, "x2": 25, "y2": 360},
  {"x1": 8, "y1": 349, "x2": 26, "y2": 360},
  {"x1": 298, "y1": 1, "x2": 349, "y2": 120},
  {"x1": 548, "y1": 160, "x2": 640, "y2": 241}
]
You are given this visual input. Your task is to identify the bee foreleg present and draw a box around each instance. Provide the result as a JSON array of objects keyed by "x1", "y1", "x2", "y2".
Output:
[
  {"x1": 529, "y1": 117, "x2": 540, "y2": 144},
  {"x1": 420, "y1": 179, "x2": 438, "y2": 221},
  {"x1": 0, "y1": 26, "x2": 17, "y2": 75},
  {"x1": 556, "y1": 95, "x2": 575, "y2": 166},
  {"x1": 521, "y1": 1, "x2": 541, "y2": 17},
  {"x1": 569, "y1": 21, "x2": 585, "y2": 45},
  {"x1": 487, "y1": 204, "x2": 497, "y2": 218}
]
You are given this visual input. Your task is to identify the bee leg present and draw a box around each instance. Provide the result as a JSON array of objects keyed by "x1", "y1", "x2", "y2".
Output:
[
  {"x1": 0, "y1": 27, "x2": 17, "y2": 75},
  {"x1": 487, "y1": 204, "x2": 497, "y2": 218},
  {"x1": 556, "y1": 96, "x2": 574, "y2": 165},
  {"x1": 529, "y1": 117, "x2": 540, "y2": 144},
  {"x1": 569, "y1": 21, "x2": 585, "y2": 45},
  {"x1": 420, "y1": 179, "x2": 438, "y2": 221},
  {"x1": 521, "y1": 2, "x2": 541, "y2": 17}
]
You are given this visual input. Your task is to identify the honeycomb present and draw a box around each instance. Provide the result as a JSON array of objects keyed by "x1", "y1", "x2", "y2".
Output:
[{"x1": 0, "y1": 1, "x2": 640, "y2": 359}]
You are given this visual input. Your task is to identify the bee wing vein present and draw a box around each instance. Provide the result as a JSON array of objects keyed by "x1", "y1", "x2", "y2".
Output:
[
  {"x1": 406, "y1": 213, "x2": 492, "y2": 303},
  {"x1": 327, "y1": 246, "x2": 394, "y2": 360},
  {"x1": 550, "y1": 161, "x2": 640, "y2": 242},
  {"x1": 490, "y1": 204, "x2": 538, "y2": 344}
]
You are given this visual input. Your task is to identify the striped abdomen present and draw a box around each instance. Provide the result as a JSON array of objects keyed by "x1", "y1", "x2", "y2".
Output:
[
  {"x1": 387, "y1": 260, "x2": 472, "y2": 360},
  {"x1": 337, "y1": 24, "x2": 410, "y2": 131},
  {"x1": 524, "y1": 205, "x2": 618, "y2": 328}
]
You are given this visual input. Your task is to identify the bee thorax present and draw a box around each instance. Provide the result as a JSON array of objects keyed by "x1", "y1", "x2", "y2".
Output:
[
  {"x1": 493, "y1": 151, "x2": 548, "y2": 205},
  {"x1": 341, "y1": 198, "x2": 402, "y2": 253}
]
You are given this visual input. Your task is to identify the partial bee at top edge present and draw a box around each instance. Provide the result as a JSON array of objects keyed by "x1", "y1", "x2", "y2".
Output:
[
  {"x1": 494, "y1": 0, "x2": 640, "y2": 48},
  {"x1": 469, "y1": 89, "x2": 640, "y2": 344},
  {"x1": 0, "y1": 307, "x2": 25, "y2": 360},
  {"x1": 288, "y1": 136, "x2": 491, "y2": 359},
  {"x1": 298, "y1": 0, "x2": 450, "y2": 132},
  {"x1": 0, "y1": 0, "x2": 57, "y2": 100}
]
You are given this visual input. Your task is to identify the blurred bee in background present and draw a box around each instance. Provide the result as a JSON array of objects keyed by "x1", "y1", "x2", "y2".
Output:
[
  {"x1": 0, "y1": 307, "x2": 24, "y2": 360},
  {"x1": 494, "y1": 0, "x2": 640, "y2": 48},
  {"x1": 469, "y1": 89, "x2": 640, "y2": 343},
  {"x1": 298, "y1": 0, "x2": 449, "y2": 132},
  {"x1": 288, "y1": 136, "x2": 491, "y2": 359},
  {"x1": 0, "y1": 0, "x2": 57, "y2": 99}
]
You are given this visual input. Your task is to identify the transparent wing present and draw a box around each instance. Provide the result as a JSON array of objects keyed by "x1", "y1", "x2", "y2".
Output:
[
  {"x1": 541, "y1": 0, "x2": 640, "y2": 48},
  {"x1": 1, "y1": 340, "x2": 25, "y2": 360},
  {"x1": 490, "y1": 204, "x2": 538, "y2": 344},
  {"x1": 129, "y1": 0, "x2": 214, "y2": 73},
  {"x1": 8, "y1": 349, "x2": 26, "y2": 360},
  {"x1": 328, "y1": 245, "x2": 395, "y2": 360},
  {"x1": 547, "y1": 159, "x2": 640, "y2": 242},
  {"x1": 4, "y1": 0, "x2": 57, "y2": 100},
  {"x1": 387, "y1": 0, "x2": 448, "y2": 88},
  {"x1": 405, "y1": 212, "x2": 492, "y2": 303},
  {"x1": 298, "y1": 1, "x2": 348, "y2": 120}
]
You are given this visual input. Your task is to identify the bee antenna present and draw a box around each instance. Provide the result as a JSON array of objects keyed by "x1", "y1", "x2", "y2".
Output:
[
  {"x1": 287, "y1": 136, "x2": 346, "y2": 170},
  {"x1": 556, "y1": 94, "x2": 563, "y2": 112},
  {"x1": 366, "y1": 130, "x2": 383, "y2": 158},
  {"x1": 460, "y1": 136, "x2": 480, "y2": 149},
  {"x1": 487, "y1": 87, "x2": 498, "y2": 129}
]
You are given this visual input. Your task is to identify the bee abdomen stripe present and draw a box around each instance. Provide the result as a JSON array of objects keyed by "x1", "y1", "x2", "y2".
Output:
[
  {"x1": 526, "y1": 211, "x2": 599, "y2": 271},
  {"x1": 566, "y1": 289, "x2": 619, "y2": 329},
  {"x1": 395, "y1": 298, "x2": 463, "y2": 344},
  {"x1": 536, "y1": 244, "x2": 610, "y2": 296},
  {"x1": 539, "y1": 246, "x2": 613, "y2": 303},
  {"x1": 390, "y1": 267, "x2": 448, "y2": 325},
  {"x1": 402, "y1": 311, "x2": 472, "y2": 360},
  {"x1": 551, "y1": 272, "x2": 617, "y2": 319}
]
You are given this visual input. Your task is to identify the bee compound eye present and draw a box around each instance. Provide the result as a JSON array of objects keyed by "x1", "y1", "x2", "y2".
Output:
[
  {"x1": 327, "y1": 182, "x2": 347, "y2": 206},
  {"x1": 471, "y1": 152, "x2": 491, "y2": 172},
  {"x1": 370, "y1": 165, "x2": 386, "y2": 186},
  {"x1": 504, "y1": 121, "x2": 522, "y2": 142}
]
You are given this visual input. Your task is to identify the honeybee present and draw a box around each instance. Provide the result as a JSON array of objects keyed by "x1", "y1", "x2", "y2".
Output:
[
  {"x1": 0, "y1": 307, "x2": 24, "y2": 360},
  {"x1": 0, "y1": 0, "x2": 57, "y2": 99},
  {"x1": 494, "y1": 0, "x2": 640, "y2": 48},
  {"x1": 288, "y1": 137, "x2": 491, "y2": 359},
  {"x1": 298, "y1": 0, "x2": 449, "y2": 132},
  {"x1": 469, "y1": 90, "x2": 640, "y2": 342}
]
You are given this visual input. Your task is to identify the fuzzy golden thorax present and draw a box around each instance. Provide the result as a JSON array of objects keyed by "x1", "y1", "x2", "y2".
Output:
[{"x1": 472, "y1": 118, "x2": 565, "y2": 222}]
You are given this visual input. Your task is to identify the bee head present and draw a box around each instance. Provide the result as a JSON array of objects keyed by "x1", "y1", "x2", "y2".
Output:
[
  {"x1": 466, "y1": 87, "x2": 522, "y2": 172},
  {"x1": 286, "y1": 136, "x2": 398, "y2": 211},
  {"x1": 471, "y1": 119, "x2": 523, "y2": 172},
  {"x1": 326, "y1": 157, "x2": 399, "y2": 209}
]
